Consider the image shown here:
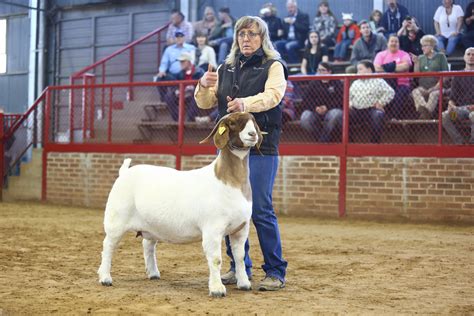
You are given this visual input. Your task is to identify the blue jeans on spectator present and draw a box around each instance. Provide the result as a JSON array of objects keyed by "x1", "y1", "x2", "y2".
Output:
[
  {"x1": 165, "y1": 90, "x2": 200, "y2": 122},
  {"x1": 333, "y1": 39, "x2": 352, "y2": 60},
  {"x1": 442, "y1": 107, "x2": 474, "y2": 144},
  {"x1": 274, "y1": 39, "x2": 303, "y2": 63},
  {"x1": 300, "y1": 108, "x2": 343, "y2": 142},
  {"x1": 224, "y1": 155, "x2": 287, "y2": 282},
  {"x1": 350, "y1": 108, "x2": 385, "y2": 143},
  {"x1": 436, "y1": 34, "x2": 462, "y2": 56},
  {"x1": 211, "y1": 37, "x2": 233, "y2": 64}
]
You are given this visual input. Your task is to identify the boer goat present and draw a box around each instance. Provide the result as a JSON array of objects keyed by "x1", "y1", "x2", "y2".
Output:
[{"x1": 97, "y1": 112, "x2": 262, "y2": 297}]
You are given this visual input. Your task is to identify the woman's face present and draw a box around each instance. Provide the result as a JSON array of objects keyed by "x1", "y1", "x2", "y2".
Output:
[
  {"x1": 319, "y1": 4, "x2": 328, "y2": 14},
  {"x1": 196, "y1": 36, "x2": 206, "y2": 46},
  {"x1": 357, "y1": 64, "x2": 373, "y2": 74},
  {"x1": 443, "y1": 0, "x2": 453, "y2": 8},
  {"x1": 237, "y1": 25, "x2": 262, "y2": 57},
  {"x1": 205, "y1": 9, "x2": 215, "y2": 21},
  {"x1": 421, "y1": 41, "x2": 434, "y2": 55},
  {"x1": 388, "y1": 36, "x2": 400, "y2": 53},
  {"x1": 309, "y1": 32, "x2": 319, "y2": 45},
  {"x1": 373, "y1": 12, "x2": 381, "y2": 22}
]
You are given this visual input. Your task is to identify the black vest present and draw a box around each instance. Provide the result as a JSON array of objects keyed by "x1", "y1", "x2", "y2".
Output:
[{"x1": 217, "y1": 50, "x2": 288, "y2": 155}]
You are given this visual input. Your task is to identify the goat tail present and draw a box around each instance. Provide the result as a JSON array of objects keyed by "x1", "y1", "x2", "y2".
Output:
[{"x1": 119, "y1": 158, "x2": 132, "y2": 177}]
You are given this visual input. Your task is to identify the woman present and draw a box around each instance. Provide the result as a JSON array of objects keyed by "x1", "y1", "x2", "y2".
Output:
[
  {"x1": 350, "y1": 60, "x2": 395, "y2": 143},
  {"x1": 374, "y1": 35, "x2": 412, "y2": 119},
  {"x1": 193, "y1": 6, "x2": 217, "y2": 37},
  {"x1": 369, "y1": 9, "x2": 384, "y2": 34},
  {"x1": 194, "y1": 33, "x2": 217, "y2": 72},
  {"x1": 411, "y1": 35, "x2": 449, "y2": 119},
  {"x1": 195, "y1": 16, "x2": 288, "y2": 291},
  {"x1": 300, "y1": 31, "x2": 329, "y2": 75},
  {"x1": 433, "y1": 0, "x2": 464, "y2": 56},
  {"x1": 312, "y1": 1, "x2": 337, "y2": 47}
]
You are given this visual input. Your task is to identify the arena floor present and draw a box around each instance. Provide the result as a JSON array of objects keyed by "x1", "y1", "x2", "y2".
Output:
[{"x1": 0, "y1": 202, "x2": 472, "y2": 314}]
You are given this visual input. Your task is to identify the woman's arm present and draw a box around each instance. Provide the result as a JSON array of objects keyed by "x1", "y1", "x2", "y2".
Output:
[
  {"x1": 194, "y1": 65, "x2": 220, "y2": 109},
  {"x1": 434, "y1": 21, "x2": 441, "y2": 36},
  {"x1": 300, "y1": 58, "x2": 308, "y2": 75}
]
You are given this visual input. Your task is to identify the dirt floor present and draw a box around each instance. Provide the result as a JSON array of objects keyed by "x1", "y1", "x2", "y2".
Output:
[{"x1": 0, "y1": 202, "x2": 473, "y2": 315}]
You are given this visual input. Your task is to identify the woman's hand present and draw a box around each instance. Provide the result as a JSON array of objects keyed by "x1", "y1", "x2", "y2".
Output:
[
  {"x1": 199, "y1": 64, "x2": 218, "y2": 88},
  {"x1": 226, "y1": 96, "x2": 244, "y2": 112}
]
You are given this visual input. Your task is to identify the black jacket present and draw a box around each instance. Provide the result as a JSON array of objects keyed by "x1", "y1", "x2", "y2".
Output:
[{"x1": 281, "y1": 10, "x2": 310, "y2": 46}]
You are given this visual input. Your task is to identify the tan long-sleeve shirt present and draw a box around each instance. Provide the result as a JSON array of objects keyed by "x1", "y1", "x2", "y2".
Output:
[{"x1": 194, "y1": 61, "x2": 286, "y2": 113}]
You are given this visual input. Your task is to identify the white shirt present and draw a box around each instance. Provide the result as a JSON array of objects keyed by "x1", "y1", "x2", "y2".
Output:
[{"x1": 433, "y1": 4, "x2": 464, "y2": 38}]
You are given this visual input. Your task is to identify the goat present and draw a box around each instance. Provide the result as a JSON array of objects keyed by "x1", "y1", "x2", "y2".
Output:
[{"x1": 97, "y1": 112, "x2": 263, "y2": 297}]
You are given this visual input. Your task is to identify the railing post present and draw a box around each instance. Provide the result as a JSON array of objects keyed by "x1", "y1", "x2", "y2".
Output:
[
  {"x1": 108, "y1": 87, "x2": 113, "y2": 143},
  {"x1": 42, "y1": 88, "x2": 51, "y2": 201},
  {"x1": 176, "y1": 83, "x2": 185, "y2": 170},
  {"x1": 70, "y1": 77, "x2": 75, "y2": 143},
  {"x1": 339, "y1": 77, "x2": 350, "y2": 217},
  {"x1": 90, "y1": 76, "x2": 96, "y2": 138},
  {"x1": 438, "y1": 76, "x2": 444, "y2": 145},
  {"x1": 128, "y1": 47, "x2": 134, "y2": 101},
  {"x1": 0, "y1": 112, "x2": 4, "y2": 201}
]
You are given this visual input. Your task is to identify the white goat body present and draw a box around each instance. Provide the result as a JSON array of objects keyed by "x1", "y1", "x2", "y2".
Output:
[{"x1": 98, "y1": 112, "x2": 262, "y2": 297}]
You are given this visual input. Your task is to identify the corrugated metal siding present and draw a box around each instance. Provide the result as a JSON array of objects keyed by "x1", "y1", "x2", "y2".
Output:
[
  {"x1": 0, "y1": 0, "x2": 29, "y2": 16},
  {"x1": 55, "y1": 1, "x2": 170, "y2": 84}
]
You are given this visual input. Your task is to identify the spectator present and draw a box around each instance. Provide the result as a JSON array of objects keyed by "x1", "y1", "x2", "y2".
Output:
[
  {"x1": 300, "y1": 31, "x2": 329, "y2": 75},
  {"x1": 209, "y1": 7, "x2": 235, "y2": 64},
  {"x1": 154, "y1": 31, "x2": 195, "y2": 102},
  {"x1": 194, "y1": 33, "x2": 217, "y2": 72},
  {"x1": 350, "y1": 60, "x2": 395, "y2": 143},
  {"x1": 411, "y1": 35, "x2": 449, "y2": 119},
  {"x1": 369, "y1": 9, "x2": 384, "y2": 34},
  {"x1": 300, "y1": 62, "x2": 343, "y2": 142},
  {"x1": 282, "y1": 80, "x2": 298, "y2": 125},
  {"x1": 333, "y1": 13, "x2": 360, "y2": 62},
  {"x1": 463, "y1": 1, "x2": 474, "y2": 48},
  {"x1": 381, "y1": 0, "x2": 410, "y2": 37},
  {"x1": 274, "y1": 0, "x2": 310, "y2": 63},
  {"x1": 348, "y1": 20, "x2": 387, "y2": 73},
  {"x1": 165, "y1": 51, "x2": 204, "y2": 122},
  {"x1": 398, "y1": 16, "x2": 425, "y2": 56},
  {"x1": 374, "y1": 35, "x2": 412, "y2": 119},
  {"x1": 434, "y1": 0, "x2": 464, "y2": 56},
  {"x1": 166, "y1": 9, "x2": 194, "y2": 45},
  {"x1": 442, "y1": 47, "x2": 474, "y2": 144},
  {"x1": 193, "y1": 6, "x2": 217, "y2": 37},
  {"x1": 312, "y1": 1, "x2": 338, "y2": 48},
  {"x1": 260, "y1": 3, "x2": 284, "y2": 42}
]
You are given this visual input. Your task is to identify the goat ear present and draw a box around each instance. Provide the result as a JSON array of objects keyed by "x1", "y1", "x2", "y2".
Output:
[
  {"x1": 199, "y1": 114, "x2": 230, "y2": 146},
  {"x1": 213, "y1": 122, "x2": 230, "y2": 149}
]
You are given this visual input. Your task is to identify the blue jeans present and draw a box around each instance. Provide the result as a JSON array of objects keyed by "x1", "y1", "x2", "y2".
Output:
[
  {"x1": 333, "y1": 39, "x2": 352, "y2": 60},
  {"x1": 225, "y1": 155, "x2": 287, "y2": 282},
  {"x1": 274, "y1": 39, "x2": 303, "y2": 63},
  {"x1": 350, "y1": 108, "x2": 385, "y2": 143},
  {"x1": 436, "y1": 34, "x2": 462, "y2": 56},
  {"x1": 300, "y1": 108, "x2": 343, "y2": 142}
]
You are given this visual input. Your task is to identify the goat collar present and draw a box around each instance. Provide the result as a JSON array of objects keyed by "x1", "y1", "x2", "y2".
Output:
[{"x1": 228, "y1": 141, "x2": 250, "y2": 152}]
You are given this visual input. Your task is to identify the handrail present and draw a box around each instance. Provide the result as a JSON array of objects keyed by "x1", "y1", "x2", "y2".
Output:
[
  {"x1": 5, "y1": 88, "x2": 48, "y2": 139},
  {"x1": 70, "y1": 22, "x2": 170, "y2": 81}
]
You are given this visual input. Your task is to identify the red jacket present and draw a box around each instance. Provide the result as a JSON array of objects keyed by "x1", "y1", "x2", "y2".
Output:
[{"x1": 336, "y1": 23, "x2": 361, "y2": 45}]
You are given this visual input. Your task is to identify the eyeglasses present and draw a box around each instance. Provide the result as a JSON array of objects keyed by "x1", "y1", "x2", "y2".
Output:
[
  {"x1": 317, "y1": 68, "x2": 329, "y2": 72},
  {"x1": 238, "y1": 31, "x2": 259, "y2": 39}
]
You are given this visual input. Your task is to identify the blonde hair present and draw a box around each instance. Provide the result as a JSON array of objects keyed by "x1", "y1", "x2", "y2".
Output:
[
  {"x1": 225, "y1": 16, "x2": 280, "y2": 66},
  {"x1": 420, "y1": 35, "x2": 438, "y2": 47}
]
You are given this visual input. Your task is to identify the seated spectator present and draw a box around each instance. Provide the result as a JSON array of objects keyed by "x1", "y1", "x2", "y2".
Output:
[
  {"x1": 274, "y1": 0, "x2": 310, "y2": 63},
  {"x1": 374, "y1": 35, "x2": 412, "y2": 119},
  {"x1": 154, "y1": 31, "x2": 195, "y2": 102},
  {"x1": 347, "y1": 20, "x2": 387, "y2": 73},
  {"x1": 300, "y1": 31, "x2": 329, "y2": 75},
  {"x1": 369, "y1": 9, "x2": 384, "y2": 35},
  {"x1": 300, "y1": 62, "x2": 343, "y2": 142},
  {"x1": 166, "y1": 9, "x2": 194, "y2": 45},
  {"x1": 434, "y1": 0, "x2": 464, "y2": 56},
  {"x1": 165, "y1": 52, "x2": 204, "y2": 122},
  {"x1": 381, "y1": 0, "x2": 410, "y2": 37},
  {"x1": 312, "y1": 1, "x2": 338, "y2": 48},
  {"x1": 349, "y1": 60, "x2": 395, "y2": 143},
  {"x1": 333, "y1": 13, "x2": 360, "y2": 62},
  {"x1": 411, "y1": 35, "x2": 449, "y2": 119},
  {"x1": 398, "y1": 16, "x2": 425, "y2": 56},
  {"x1": 260, "y1": 3, "x2": 284, "y2": 42},
  {"x1": 462, "y1": 1, "x2": 474, "y2": 49},
  {"x1": 194, "y1": 33, "x2": 217, "y2": 72},
  {"x1": 208, "y1": 7, "x2": 235, "y2": 64},
  {"x1": 193, "y1": 6, "x2": 217, "y2": 38},
  {"x1": 282, "y1": 81, "x2": 298, "y2": 125},
  {"x1": 442, "y1": 47, "x2": 474, "y2": 144}
]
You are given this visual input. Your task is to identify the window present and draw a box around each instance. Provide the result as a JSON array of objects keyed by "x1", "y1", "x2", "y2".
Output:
[{"x1": 0, "y1": 19, "x2": 6, "y2": 73}]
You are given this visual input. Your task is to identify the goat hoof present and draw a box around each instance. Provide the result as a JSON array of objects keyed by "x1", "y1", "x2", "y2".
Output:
[
  {"x1": 101, "y1": 281, "x2": 113, "y2": 286},
  {"x1": 149, "y1": 275, "x2": 160, "y2": 280},
  {"x1": 237, "y1": 284, "x2": 252, "y2": 291},
  {"x1": 210, "y1": 291, "x2": 226, "y2": 298}
]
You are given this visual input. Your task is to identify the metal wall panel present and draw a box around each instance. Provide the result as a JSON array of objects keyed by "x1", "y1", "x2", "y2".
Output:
[
  {"x1": 96, "y1": 14, "x2": 129, "y2": 45},
  {"x1": 0, "y1": 0, "x2": 29, "y2": 16}
]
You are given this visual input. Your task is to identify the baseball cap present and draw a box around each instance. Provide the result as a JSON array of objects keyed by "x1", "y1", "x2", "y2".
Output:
[
  {"x1": 175, "y1": 30, "x2": 185, "y2": 37},
  {"x1": 177, "y1": 51, "x2": 193, "y2": 62}
]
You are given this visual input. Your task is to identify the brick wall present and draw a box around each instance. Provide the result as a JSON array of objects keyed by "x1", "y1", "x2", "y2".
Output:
[{"x1": 46, "y1": 152, "x2": 474, "y2": 223}]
